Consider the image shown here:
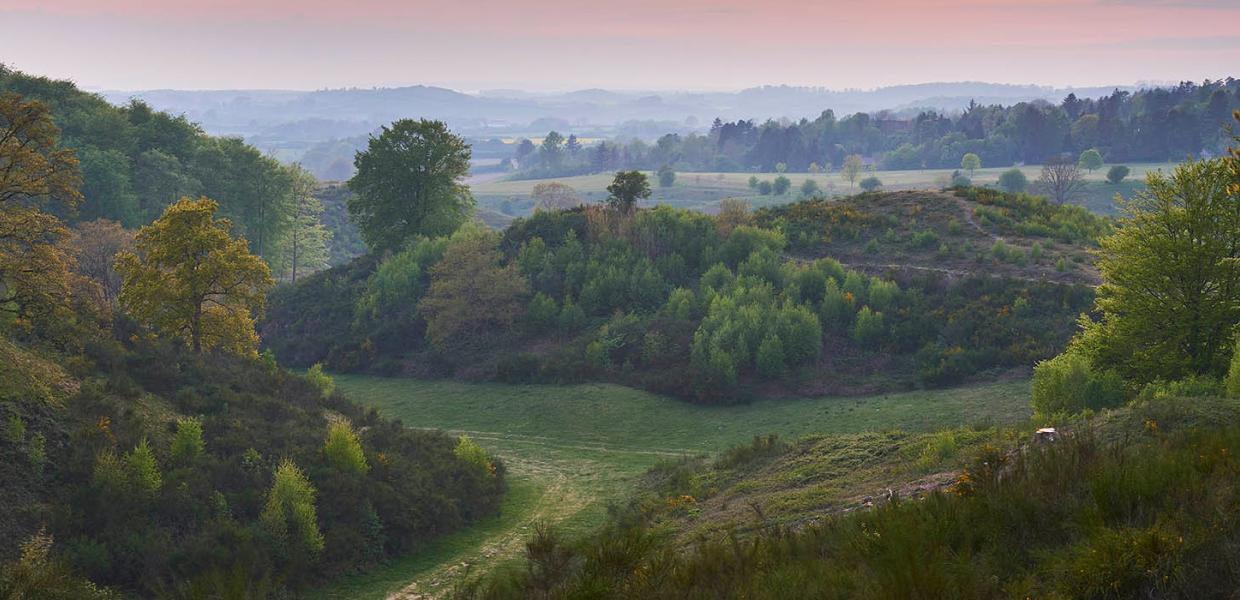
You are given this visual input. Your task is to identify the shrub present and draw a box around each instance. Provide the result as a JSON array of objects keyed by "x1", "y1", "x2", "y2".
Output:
[
  {"x1": 558, "y1": 297, "x2": 587, "y2": 333},
  {"x1": 799, "y1": 179, "x2": 820, "y2": 197},
  {"x1": 859, "y1": 176, "x2": 882, "y2": 192},
  {"x1": 526, "y1": 292, "x2": 559, "y2": 330},
  {"x1": 497, "y1": 353, "x2": 542, "y2": 383},
  {"x1": 772, "y1": 176, "x2": 791, "y2": 195},
  {"x1": 755, "y1": 334, "x2": 786, "y2": 378},
  {"x1": 867, "y1": 279, "x2": 899, "y2": 312},
  {"x1": 306, "y1": 363, "x2": 336, "y2": 398},
  {"x1": 262, "y1": 459, "x2": 325, "y2": 555},
  {"x1": 127, "y1": 439, "x2": 162, "y2": 497},
  {"x1": 757, "y1": 180, "x2": 773, "y2": 195},
  {"x1": 998, "y1": 168, "x2": 1028, "y2": 193},
  {"x1": 170, "y1": 418, "x2": 205, "y2": 463},
  {"x1": 1030, "y1": 352, "x2": 1126, "y2": 419},
  {"x1": 323, "y1": 420, "x2": 369, "y2": 475},
  {"x1": 454, "y1": 435, "x2": 493, "y2": 475},
  {"x1": 852, "y1": 306, "x2": 884, "y2": 346},
  {"x1": 657, "y1": 165, "x2": 676, "y2": 187},
  {"x1": 1138, "y1": 375, "x2": 1223, "y2": 401},
  {"x1": 1106, "y1": 165, "x2": 1130, "y2": 184},
  {"x1": 909, "y1": 230, "x2": 939, "y2": 249}
]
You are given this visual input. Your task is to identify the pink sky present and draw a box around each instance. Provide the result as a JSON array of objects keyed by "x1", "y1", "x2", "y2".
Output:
[{"x1": 2, "y1": 0, "x2": 1238, "y2": 90}]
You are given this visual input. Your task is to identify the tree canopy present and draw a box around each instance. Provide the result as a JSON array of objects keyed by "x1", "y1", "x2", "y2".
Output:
[
  {"x1": 605, "y1": 171, "x2": 651, "y2": 213},
  {"x1": 116, "y1": 197, "x2": 273, "y2": 355},
  {"x1": 347, "y1": 119, "x2": 474, "y2": 252}
]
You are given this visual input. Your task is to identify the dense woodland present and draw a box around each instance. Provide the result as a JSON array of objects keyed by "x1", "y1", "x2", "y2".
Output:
[
  {"x1": 0, "y1": 72, "x2": 504, "y2": 597},
  {"x1": 509, "y1": 79, "x2": 1240, "y2": 178}
]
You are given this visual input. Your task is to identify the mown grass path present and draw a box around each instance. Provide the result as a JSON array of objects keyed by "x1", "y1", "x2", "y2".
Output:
[{"x1": 313, "y1": 377, "x2": 1031, "y2": 598}]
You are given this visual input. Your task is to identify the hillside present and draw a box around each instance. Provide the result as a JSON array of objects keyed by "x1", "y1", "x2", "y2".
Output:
[{"x1": 263, "y1": 188, "x2": 1104, "y2": 402}]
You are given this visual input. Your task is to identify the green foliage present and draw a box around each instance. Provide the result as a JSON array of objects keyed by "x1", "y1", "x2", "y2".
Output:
[
  {"x1": 756, "y1": 179, "x2": 773, "y2": 195},
  {"x1": 127, "y1": 439, "x2": 162, "y2": 497},
  {"x1": 866, "y1": 278, "x2": 899, "y2": 312},
  {"x1": 558, "y1": 296, "x2": 587, "y2": 333},
  {"x1": 858, "y1": 176, "x2": 882, "y2": 192},
  {"x1": 960, "y1": 152, "x2": 981, "y2": 175},
  {"x1": 1080, "y1": 159, "x2": 1240, "y2": 382},
  {"x1": 1078, "y1": 148, "x2": 1104, "y2": 172},
  {"x1": 454, "y1": 435, "x2": 493, "y2": 475},
  {"x1": 526, "y1": 292, "x2": 559, "y2": 330},
  {"x1": 998, "y1": 168, "x2": 1028, "y2": 193},
  {"x1": 1106, "y1": 164, "x2": 1131, "y2": 184},
  {"x1": 348, "y1": 119, "x2": 474, "y2": 252},
  {"x1": 799, "y1": 178, "x2": 820, "y2": 197},
  {"x1": 170, "y1": 417, "x2": 205, "y2": 463},
  {"x1": 656, "y1": 165, "x2": 675, "y2": 188},
  {"x1": 356, "y1": 236, "x2": 450, "y2": 325},
  {"x1": 305, "y1": 363, "x2": 336, "y2": 398},
  {"x1": 323, "y1": 420, "x2": 369, "y2": 475},
  {"x1": 851, "y1": 306, "x2": 885, "y2": 346},
  {"x1": 1030, "y1": 351, "x2": 1126, "y2": 418},
  {"x1": 755, "y1": 334, "x2": 785, "y2": 378},
  {"x1": 262, "y1": 459, "x2": 325, "y2": 555},
  {"x1": 606, "y1": 171, "x2": 651, "y2": 212},
  {"x1": 772, "y1": 175, "x2": 791, "y2": 195},
  {"x1": 1228, "y1": 339, "x2": 1240, "y2": 398}
]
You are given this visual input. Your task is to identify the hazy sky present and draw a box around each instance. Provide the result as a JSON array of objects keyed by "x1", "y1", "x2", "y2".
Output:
[{"x1": 3, "y1": 0, "x2": 1238, "y2": 91}]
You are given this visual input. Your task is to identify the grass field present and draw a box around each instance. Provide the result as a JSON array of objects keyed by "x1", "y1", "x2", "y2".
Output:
[
  {"x1": 471, "y1": 162, "x2": 1174, "y2": 219},
  {"x1": 314, "y1": 377, "x2": 1031, "y2": 598}
]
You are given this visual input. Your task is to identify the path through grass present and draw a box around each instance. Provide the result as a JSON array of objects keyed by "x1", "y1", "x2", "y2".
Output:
[{"x1": 316, "y1": 377, "x2": 1031, "y2": 598}]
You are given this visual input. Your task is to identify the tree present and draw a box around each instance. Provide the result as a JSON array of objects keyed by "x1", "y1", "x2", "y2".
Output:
[
  {"x1": 841, "y1": 154, "x2": 863, "y2": 188},
  {"x1": 800, "y1": 179, "x2": 820, "y2": 197},
  {"x1": 347, "y1": 119, "x2": 473, "y2": 252},
  {"x1": 1036, "y1": 157, "x2": 1086, "y2": 205},
  {"x1": 657, "y1": 165, "x2": 676, "y2": 188},
  {"x1": 605, "y1": 171, "x2": 651, "y2": 213},
  {"x1": 418, "y1": 228, "x2": 529, "y2": 353},
  {"x1": 1078, "y1": 148, "x2": 1104, "y2": 173},
  {"x1": 0, "y1": 93, "x2": 82, "y2": 322},
  {"x1": 960, "y1": 153, "x2": 981, "y2": 177},
  {"x1": 514, "y1": 138, "x2": 537, "y2": 168},
  {"x1": 1073, "y1": 158, "x2": 1240, "y2": 381},
  {"x1": 116, "y1": 197, "x2": 273, "y2": 355},
  {"x1": 68, "y1": 219, "x2": 134, "y2": 307},
  {"x1": 531, "y1": 182, "x2": 582, "y2": 211},
  {"x1": 772, "y1": 175, "x2": 791, "y2": 195},
  {"x1": 261, "y1": 459, "x2": 325, "y2": 555},
  {"x1": 757, "y1": 180, "x2": 773, "y2": 195},
  {"x1": 539, "y1": 131, "x2": 565, "y2": 170},
  {"x1": 859, "y1": 176, "x2": 882, "y2": 192},
  {"x1": 170, "y1": 417, "x2": 205, "y2": 463},
  {"x1": 1106, "y1": 165, "x2": 1130, "y2": 185},
  {"x1": 277, "y1": 166, "x2": 330, "y2": 283},
  {"x1": 998, "y1": 168, "x2": 1029, "y2": 193}
]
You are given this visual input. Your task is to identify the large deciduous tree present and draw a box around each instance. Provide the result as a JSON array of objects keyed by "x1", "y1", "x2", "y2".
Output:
[
  {"x1": 418, "y1": 228, "x2": 528, "y2": 354},
  {"x1": 1037, "y1": 156, "x2": 1086, "y2": 205},
  {"x1": 0, "y1": 93, "x2": 82, "y2": 321},
  {"x1": 68, "y1": 218, "x2": 134, "y2": 307},
  {"x1": 276, "y1": 166, "x2": 331, "y2": 283},
  {"x1": 116, "y1": 197, "x2": 272, "y2": 355},
  {"x1": 347, "y1": 119, "x2": 473, "y2": 253},
  {"x1": 1073, "y1": 158, "x2": 1240, "y2": 381},
  {"x1": 605, "y1": 171, "x2": 651, "y2": 214}
]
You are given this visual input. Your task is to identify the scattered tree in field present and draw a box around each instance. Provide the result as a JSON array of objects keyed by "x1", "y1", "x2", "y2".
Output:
[
  {"x1": 859, "y1": 176, "x2": 882, "y2": 192},
  {"x1": 657, "y1": 165, "x2": 676, "y2": 188},
  {"x1": 800, "y1": 179, "x2": 820, "y2": 197},
  {"x1": 418, "y1": 229, "x2": 529, "y2": 353},
  {"x1": 68, "y1": 219, "x2": 133, "y2": 307},
  {"x1": 513, "y1": 138, "x2": 536, "y2": 168},
  {"x1": 116, "y1": 197, "x2": 273, "y2": 355},
  {"x1": 262, "y1": 459, "x2": 325, "y2": 555},
  {"x1": 539, "y1": 131, "x2": 565, "y2": 171},
  {"x1": 1078, "y1": 148, "x2": 1104, "y2": 173},
  {"x1": 1073, "y1": 158, "x2": 1240, "y2": 382},
  {"x1": 0, "y1": 93, "x2": 82, "y2": 321},
  {"x1": 323, "y1": 420, "x2": 368, "y2": 475},
  {"x1": 605, "y1": 171, "x2": 651, "y2": 213},
  {"x1": 774, "y1": 162, "x2": 787, "y2": 173},
  {"x1": 279, "y1": 167, "x2": 330, "y2": 284},
  {"x1": 773, "y1": 175, "x2": 791, "y2": 195},
  {"x1": 531, "y1": 182, "x2": 582, "y2": 211},
  {"x1": 747, "y1": 175, "x2": 759, "y2": 189},
  {"x1": 998, "y1": 168, "x2": 1029, "y2": 193},
  {"x1": 808, "y1": 162, "x2": 822, "y2": 174},
  {"x1": 960, "y1": 153, "x2": 981, "y2": 177},
  {"x1": 1106, "y1": 165, "x2": 1130, "y2": 184},
  {"x1": 347, "y1": 119, "x2": 473, "y2": 252},
  {"x1": 841, "y1": 154, "x2": 864, "y2": 188},
  {"x1": 757, "y1": 180, "x2": 773, "y2": 195},
  {"x1": 1037, "y1": 157, "x2": 1086, "y2": 205}
]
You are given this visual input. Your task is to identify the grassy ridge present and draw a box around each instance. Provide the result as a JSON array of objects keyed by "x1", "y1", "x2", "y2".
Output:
[{"x1": 315, "y1": 376, "x2": 1030, "y2": 598}]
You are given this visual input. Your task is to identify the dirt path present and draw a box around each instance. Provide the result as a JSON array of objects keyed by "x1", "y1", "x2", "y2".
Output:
[
  {"x1": 385, "y1": 455, "x2": 592, "y2": 600},
  {"x1": 952, "y1": 194, "x2": 1002, "y2": 241}
]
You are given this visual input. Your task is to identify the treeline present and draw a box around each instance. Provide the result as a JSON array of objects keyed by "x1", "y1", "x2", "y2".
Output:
[
  {"x1": 510, "y1": 79, "x2": 1240, "y2": 177},
  {"x1": 0, "y1": 89, "x2": 504, "y2": 596},
  {"x1": 0, "y1": 65, "x2": 332, "y2": 281}
]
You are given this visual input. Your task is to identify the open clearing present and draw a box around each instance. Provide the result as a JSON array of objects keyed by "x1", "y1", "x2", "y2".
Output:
[
  {"x1": 471, "y1": 162, "x2": 1173, "y2": 219},
  {"x1": 314, "y1": 377, "x2": 1030, "y2": 599}
]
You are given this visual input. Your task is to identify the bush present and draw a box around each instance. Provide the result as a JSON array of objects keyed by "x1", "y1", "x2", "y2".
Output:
[
  {"x1": 852, "y1": 306, "x2": 884, "y2": 346},
  {"x1": 526, "y1": 292, "x2": 559, "y2": 330},
  {"x1": 454, "y1": 435, "x2": 493, "y2": 475},
  {"x1": 772, "y1": 176, "x2": 791, "y2": 195},
  {"x1": 306, "y1": 363, "x2": 336, "y2": 398},
  {"x1": 757, "y1": 180, "x2": 773, "y2": 195},
  {"x1": 170, "y1": 418, "x2": 204, "y2": 463},
  {"x1": 497, "y1": 353, "x2": 541, "y2": 383},
  {"x1": 323, "y1": 420, "x2": 369, "y2": 475},
  {"x1": 998, "y1": 168, "x2": 1028, "y2": 193},
  {"x1": 1106, "y1": 165, "x2": 1130, "y2": 184},
  {"x1": 799, "y1": 179, "x2": 820, "y2": 197},
  {"x1": 755, "y1": 334, "x2": 786, "y2": 378},
  {"x1": 657, "y1": 165, "x2": 676, "y2": 187},
  {"x1": 1030, "y1": 352, "x2": 1126, "y2": 418},
  {"x1": 859, "y1": 176, "x2": 882, "y2": 192},
  {"x1": 1227, "y1": 338, "x2": 1240, "y2": 398}
]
